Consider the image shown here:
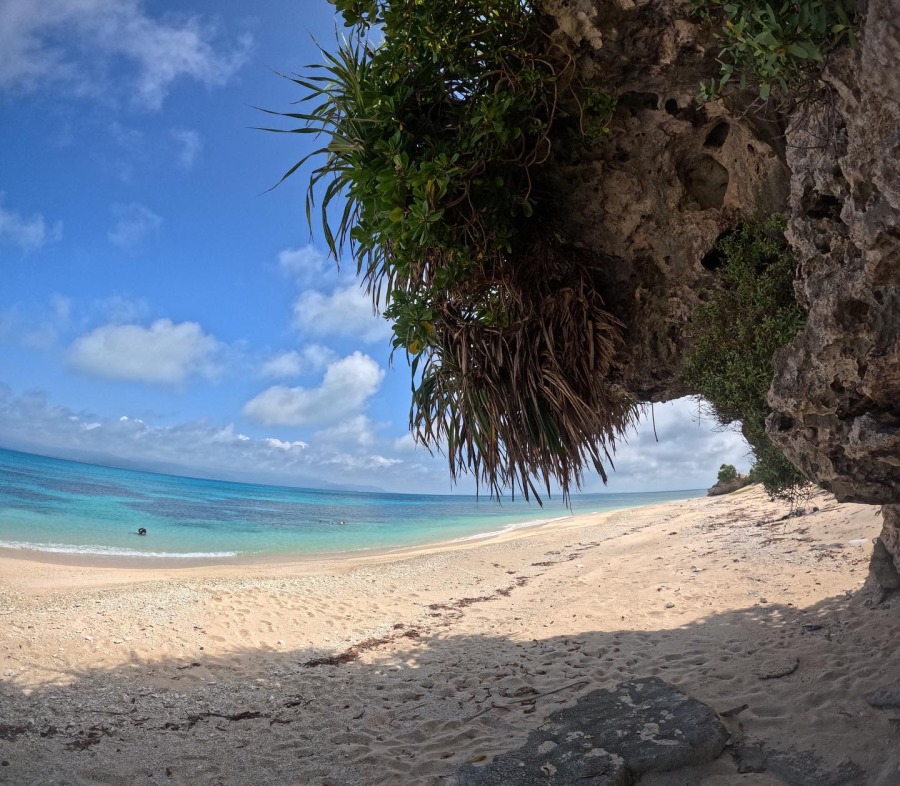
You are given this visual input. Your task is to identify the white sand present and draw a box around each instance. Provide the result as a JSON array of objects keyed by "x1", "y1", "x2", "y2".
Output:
[{"x1": 1, "y1": 486, "x2": 897, "y2": 785}]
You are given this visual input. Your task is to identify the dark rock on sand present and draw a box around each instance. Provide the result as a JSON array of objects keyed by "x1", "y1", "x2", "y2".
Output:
[
  {"x1": 734, "y1": 741, "x2": 768, "y2": 774},
  {"x1": 864, "y1": 685, "x2": 900, "y2": 709},
  {"x1": 754, "y1": 745, "x2": 867, "y2": 786},
  {"x1": 731, "y1": 739, "x2": 867, "y2": 786},
  {"x1": 456, "y1": 677, "x2": 727, "y2": 785}
]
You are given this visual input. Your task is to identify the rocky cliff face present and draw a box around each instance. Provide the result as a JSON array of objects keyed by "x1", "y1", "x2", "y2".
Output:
[
  {"x1": 545, "y1": 0, "x2": 900, "y2": 576},
  {"x1": 544, "y1": 0, "x2": 790, "y2": 400},
  {"x1": 765, "y1": 0, "x2": 900, "y2": 574},
  {"x1": 706, "y1": 475, "x2": 752, "y2": 497}
]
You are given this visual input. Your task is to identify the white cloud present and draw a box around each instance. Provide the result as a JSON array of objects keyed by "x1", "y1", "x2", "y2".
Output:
[
  {"x1": 0, "y1": 195, "x2": 62, "y2": 250},
  {"x1": 581, "y1": 398, "x2": 752, "y2": 492},
  {"x1": 243, "y1": 351, "x2": 384, "y2": 427},
  {"x1": 264, "y1": 437, "x2": 308, "y2": 451},
  {"x1": 315, "y1": 415, "x2": 377, "y2": 447},
  {"x1": 0, "y1": 0, "x2": 252, "y2": 110},
  {"x1": 293, "y1": 285, "x2": 391, "y2": 343},
  {"x1": 261, "y1": 351, "x2": 303, "y2": 379},
  {"x1": 322, "y1": 453, "x2": 403, "y2": 471},
  {"x1": 108, "y1": 202, "x2": 161, "y2": 249},
  {"x1": 0, "y1": 385, "x2": 417, "y2": 492},
  {"x1": 298, "y1": 344, "x2": 338, "y2": 372},
  {"x1": 278, "y1": 245, "x2": 330, "y2": 283},
  {"x1": 260, "y1": 345, "x2": 337, "y2": 379},
  {"x1": 392, "y1": 433, "x2": 422, "y2": 453},
  {"x1": 0, "y1": 384, "x2": 759, "y2": 496},
  {"x1": 171, "y1": 128, "x2": 202, "y2": 169},
  {"x1": 68, "y1": 318, "x2": 221, "y2": 385}
]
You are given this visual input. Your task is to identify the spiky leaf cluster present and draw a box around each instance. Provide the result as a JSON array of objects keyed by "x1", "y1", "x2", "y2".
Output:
[{"x1": 263, "y1": 0, "x2": 631, "y2": 500}]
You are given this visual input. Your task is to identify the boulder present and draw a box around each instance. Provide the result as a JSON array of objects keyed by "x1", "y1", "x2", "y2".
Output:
[
  {"x1": 707, "y1": 475, "x2": 752, "y2": 496},
  {"x1": 456, "y1": 677, "x2": 727, "y2": 785}
]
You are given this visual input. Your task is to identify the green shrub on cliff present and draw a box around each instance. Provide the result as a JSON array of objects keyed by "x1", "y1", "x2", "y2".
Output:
[
  {"x1": 683, "y1": 216, "x2": 808, "y2": 498},
  {"x1": 695, "y1": 0, "x2": 857, "y2": 101},
  {"x1": 263, "y1": 0, "x2": 630, "y2": 500},
  {"x1": 717, "y1": 464, "x2": 738, "y2": 483}
]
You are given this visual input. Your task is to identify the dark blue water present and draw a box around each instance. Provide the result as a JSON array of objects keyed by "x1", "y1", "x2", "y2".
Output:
[{"x1": 0, "y1": 448, "x2": 702, "y2": 559}]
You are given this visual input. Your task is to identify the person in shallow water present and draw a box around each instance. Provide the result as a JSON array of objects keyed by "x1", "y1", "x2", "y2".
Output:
[{"x1": 137, "y1": 527, "x2": 147, "y2": 536}]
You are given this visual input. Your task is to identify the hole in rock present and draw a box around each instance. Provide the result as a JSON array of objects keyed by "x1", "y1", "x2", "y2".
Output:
[
  {"x1": 807, "y1": 192, "x2": 842, "y2": 221},
  {"x1": 699, "y1": 226, "x2": 739, "y2": 271},
  {"x1": 704, "y1": 121, "x2": 731, "y2": 148},
  {"x1": 664, "y1": 98, "x2": 679, "y2": 115},
  {"x1": 836, "y1": 299, "x2": 870, "y2": 330},
  {"x1": 771, "y1": 414, "x2": 794, "y2": 432},
  {"x1": 675, "y1": 104, "x2": 708, "y2": 126},
  {"x1": 700, "y1": 247, "x2": 725, "y2": 271},
  {"x1": 680, "y1": 156, "x2": 729, "y2": 210},
  {"x1": 619, "y1": 92, "x2": 659, "y2": 115}
]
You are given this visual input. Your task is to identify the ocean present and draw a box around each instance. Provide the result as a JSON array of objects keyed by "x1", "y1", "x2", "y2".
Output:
[{"x1": 0, "y1": 447, "x2": 702, "y2": 560}]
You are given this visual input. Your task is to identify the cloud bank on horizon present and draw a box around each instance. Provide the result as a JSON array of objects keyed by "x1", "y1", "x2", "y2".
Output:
[{"x1": 0, "y1": 0, "x2": 754, "y2": 495}]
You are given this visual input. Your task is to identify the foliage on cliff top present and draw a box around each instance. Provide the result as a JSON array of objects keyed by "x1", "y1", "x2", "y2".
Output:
[
  {"x1": 717, "y1": 463, "x2": 738, "y2": 483},
  {"x1": 684, "y1": 216, "x2": 807, "y2": 499},
  {"x1": 695, "y1": 0, "x2": 857, "y2": 101},
  {"x1": 264, "y1": 0, "x2": 630, "y2": 500}
]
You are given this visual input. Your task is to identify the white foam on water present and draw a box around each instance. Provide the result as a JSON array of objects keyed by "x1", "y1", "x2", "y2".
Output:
[
  {"x1": 0, "y1": 539, "x2": 238, "y2": 559},
  {"x1": 444, "y1": 513, "x2": 572, "y2": 544}
]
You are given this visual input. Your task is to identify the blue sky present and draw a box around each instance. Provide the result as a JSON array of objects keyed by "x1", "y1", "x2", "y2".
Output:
[{"x1": 0, "y1": 0, "x2": 752, "y2": 494}]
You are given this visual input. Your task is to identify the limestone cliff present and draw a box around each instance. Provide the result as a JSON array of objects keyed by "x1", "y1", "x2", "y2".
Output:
[
  {"x1": 706, "y1": 475, "x2": 752, "y2": 497},
  {"x1": 544, "y1": 0, "x2": 900, "y2": 576},
  {"x1": 544, "y1": 0, "x2": 789, "y2": 400},
  {"x1": 765, "y1": 0, "x2": 900, "y2": 575}
]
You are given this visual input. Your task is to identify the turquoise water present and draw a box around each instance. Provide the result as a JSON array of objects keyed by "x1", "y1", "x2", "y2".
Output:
[{"x1": 0, "y1": 448, "x2": 702, "y2": 560}]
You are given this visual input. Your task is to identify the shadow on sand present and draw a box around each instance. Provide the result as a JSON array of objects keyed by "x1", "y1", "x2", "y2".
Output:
[{"x1": 1, "y1": 589, "x2": 898, "y2": 786}]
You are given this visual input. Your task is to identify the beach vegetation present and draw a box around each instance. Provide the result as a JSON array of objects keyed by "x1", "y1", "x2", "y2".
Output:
[
  {"x1": 717, "y1": 464, "x2": 738, "y2": 483},
  {"x1": 683, "y1": 216, "x2": 808, "y2": 499},
  {"x1": 263, "y1": 0, "x2": 633, "y2": 500},
  {"x1": 693, "y1": 0, "x2": 857, "y2": 101}
]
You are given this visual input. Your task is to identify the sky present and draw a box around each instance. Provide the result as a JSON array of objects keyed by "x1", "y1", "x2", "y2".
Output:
[{"x1": 0, "y1": 0, "x2": 753, "y2": 495}]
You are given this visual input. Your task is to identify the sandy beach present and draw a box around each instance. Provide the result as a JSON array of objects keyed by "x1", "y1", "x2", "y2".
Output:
[{"x1": 1, "y1": 486, "x2": 898, "y2": 785}]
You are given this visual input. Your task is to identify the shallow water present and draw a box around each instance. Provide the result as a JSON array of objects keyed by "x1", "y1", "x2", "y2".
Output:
[{"x1": 0, "y1": 448, "x2": 701, "y2": 559}]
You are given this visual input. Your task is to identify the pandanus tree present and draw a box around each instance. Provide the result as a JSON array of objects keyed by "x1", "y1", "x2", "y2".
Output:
[{"x1": 261, "y1": 0, "x2": 634, "y2": 501}]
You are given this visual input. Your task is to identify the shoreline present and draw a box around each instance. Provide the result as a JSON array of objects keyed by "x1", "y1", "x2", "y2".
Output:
[
  {"x1": 2, "y1": 486, "x2": 895, "y2": 786},
  {"x1": 0, "y1": 495, "x2": 691, "y2": 574}
]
